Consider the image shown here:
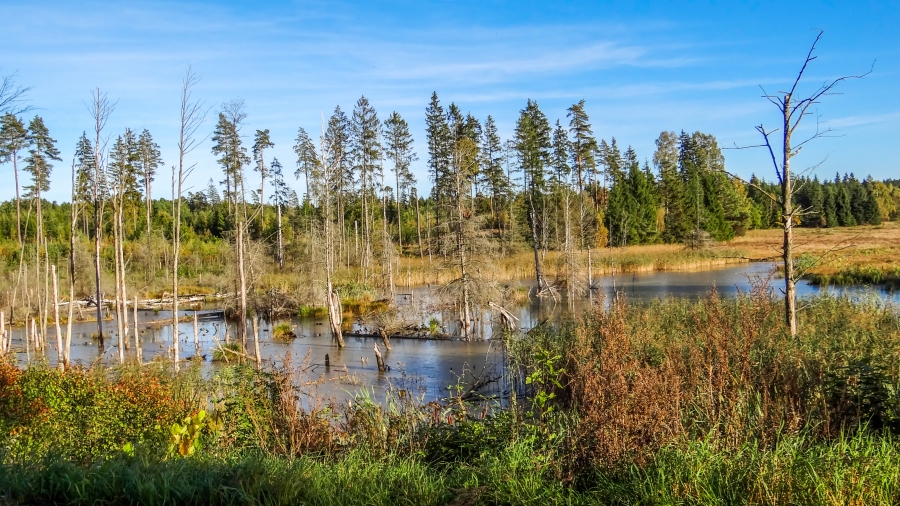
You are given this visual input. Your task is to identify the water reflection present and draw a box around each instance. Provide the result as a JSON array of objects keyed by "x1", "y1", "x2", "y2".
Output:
[{"x1": 7, "y1": 262, "x2": 897, "y2": 403}]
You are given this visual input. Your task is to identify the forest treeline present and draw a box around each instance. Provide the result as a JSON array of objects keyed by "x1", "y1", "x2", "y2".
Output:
[{"x1": 1, "y1": 95, "x2": 898, "y2": 263}]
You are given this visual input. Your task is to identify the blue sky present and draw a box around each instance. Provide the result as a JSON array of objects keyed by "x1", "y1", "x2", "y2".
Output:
[{"x1": 1, "y1": 0, "x2": 897, "y2": 202}]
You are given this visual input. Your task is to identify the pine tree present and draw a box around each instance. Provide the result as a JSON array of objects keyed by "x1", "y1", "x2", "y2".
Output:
[
  {"x1": 211, "y1": 106, "x2": 249, "y2": 219},
  {"x1": 137, "y1": 129, "x2": 162, "y2": 239},
  {"x1": 23, "y1": 116, "x2": 60, "y2": 347},
  {"x1": 350, "y1": 96, "x2": 381, "y2": 279},
  {"x1": 23, "y1": 116, "x2": 58, "y2": 202},
  {"x1": 252, "y1": 128, "x2": 274, "y2": 235},
  {"x1": 293, "y1": 127, "x2": 317, "y2": 204},
  {"x1": 269, "y1": 157, "x2": 289, "y2": 268},
  {"x1": 0, "y1": 113, "x2": 27, "y2": 245}
]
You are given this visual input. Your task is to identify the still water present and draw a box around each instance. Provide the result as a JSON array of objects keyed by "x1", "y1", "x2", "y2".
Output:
[{"x1": 8, "y1": 262, "x2": 898, "y2": 403}]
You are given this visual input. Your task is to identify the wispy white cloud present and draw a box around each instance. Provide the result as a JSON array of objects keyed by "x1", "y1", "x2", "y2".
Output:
[{"x1": 826, "y1": 111, "x2": 900, "y2": 128}]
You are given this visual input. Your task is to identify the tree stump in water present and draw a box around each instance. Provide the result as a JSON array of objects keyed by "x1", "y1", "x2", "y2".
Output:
[
  {"x1": 377, "y1": 328, "x2": 391, "y2": 350},
  {"x1": 373, "y1": 343, "x2": 386, "y2": 372}
]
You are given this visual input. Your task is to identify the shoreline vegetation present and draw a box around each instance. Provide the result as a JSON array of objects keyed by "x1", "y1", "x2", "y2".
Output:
[
  {"x1": 2, "y1": 289, "x2": 900, "y2": 504},
  {"x1": 1, "y1": 222, "x2": 898, "y2": 329}
]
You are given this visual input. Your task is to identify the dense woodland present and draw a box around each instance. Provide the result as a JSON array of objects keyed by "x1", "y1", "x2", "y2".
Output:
[{"x1": 1, "y1": 92, "x2": 899, "y2": 342}]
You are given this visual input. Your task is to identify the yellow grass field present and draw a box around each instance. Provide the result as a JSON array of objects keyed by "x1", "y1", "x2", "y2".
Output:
[{"x1": 388, "y1": 222, "x2": 900, "y2": 286}]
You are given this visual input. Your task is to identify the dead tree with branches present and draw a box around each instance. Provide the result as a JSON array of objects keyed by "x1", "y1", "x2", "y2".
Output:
[
  {"x1": 744, "y1": 31, "x2": 869, "y2": 336},
  {"x1": 172, "y1": 68, "x2": 206, "y2": 372}
]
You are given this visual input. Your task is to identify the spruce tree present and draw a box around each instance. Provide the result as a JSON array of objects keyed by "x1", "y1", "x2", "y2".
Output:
[
  {"x1": 383, "y1": 111, "x2": 417, "y2": 253},
  {"x1": 425, "y1": 92, "x2": 451, "y2": 223},
  {"x1": 325, "y1": 106, "x2": 351, "y2": 262},
  {"x1": 478, "y1": 115, "x2": 511, "y2": 235},
  {"x1": 73, "y1": 133, "x2": 95, "y2": 232},
  {"x1": 350, "y1": 95, "x2": 381, "y2": 279},
  {"x1": 654, "y1": 131, "x2": 687, "y2": 242},
  {"x1": 566, "y1": 100, "x2": 597, "y2": 193},
  {"x1": 514, "y1": 99, "x2": 551, "y2": 290}
]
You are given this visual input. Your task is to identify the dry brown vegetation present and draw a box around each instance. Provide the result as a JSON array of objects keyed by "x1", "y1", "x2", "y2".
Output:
[
  {"x1": 513, "y1": 280, "x2": 900, "y2": 476},
  {"x1": 726, "y1": 221, "x2": 900, "y2": 276},
  {"x1": 388, "y1": 222, "x2": 900, "y2": 287}
]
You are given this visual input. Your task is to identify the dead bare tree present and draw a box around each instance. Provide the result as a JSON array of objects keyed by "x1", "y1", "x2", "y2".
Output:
[
  {"x1": 319, "y1": 112, "x2": 345, "y2": 347},
  {"x1": 172, "y1": 67, "x2": 206, "y2": 372},
  {"x1": 87, "y1": 89, "x2": 115, "y2": 349},
  {"x1": 64, "y1": 159, "x2": 77, "y2": 369},
  {"x1": 744, "y1": 30, "x2": 869, "y2": 336}
]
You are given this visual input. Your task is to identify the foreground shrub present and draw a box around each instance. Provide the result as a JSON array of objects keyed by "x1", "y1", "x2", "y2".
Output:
[{"x1": 0, "y1": 362, "x2": 194, "y2": 463}]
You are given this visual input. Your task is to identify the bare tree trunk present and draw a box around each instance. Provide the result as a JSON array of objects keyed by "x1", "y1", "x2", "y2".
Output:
[
  {"x1": 377, "y1": 327, "x2": 391, "y2": 350},
  {"x1": 0, "y1": 312, "x2": 6, "y2": 355},
  {"x1": 781, "y1": 98, "x2": 797, "y2": 336},
  {"x1": 276, "y1": 201, "x2": 284, "y2": 269},
  {"x1": 13, "y1": 153, "x2": 21, "y2": 247},
  {"x1": 564, "y1": 191, "x2": 575, "y2": 302},
  {"x1": 237, "y1": 225, "x2": 248, "y2": 350},
  {"x1": 51, "y1": 265, "x2": 63, "y2": 370},
  {"x1": 172, "y1": 68, "x2": 205, "y2": 372},
  {"x1": 381, "y1": 154, "x2": 395, "y2": 298},
  {"x1": 193, "y1": 310, "x2": 199, "y2": 356},
  {"x1": 453, "y1": 148, "x2": 472, "y2": 340},
  {"x1": 66, "y1": 161, "x2": 77, "y2": 368},
  {"x1": 373, "y1": 342, "x2": 385, "y2": 372},
  {"x1": 748, "y1": 31, "x2": 867, "y2": 337},
  {"x1": 528, "y1": 190, "x2": 545, "y2": 291},
  {"x1": 134, "y1": 296, "x2": 140, "y2": 363},
  {"x1": 415, "y1": 195, "x2": 424, "y2": 258},
  {"x1": 252, "y1": 314, "x2": 261, "y2": 368},
  {"x1": 89, "y1": 89, "x2": 113, "y2": 351},
  {"x1": 114, "y1": 200, "x2": 126, "y2": 364}
]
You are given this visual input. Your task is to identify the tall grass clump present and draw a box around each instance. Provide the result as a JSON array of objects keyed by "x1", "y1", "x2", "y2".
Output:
[{"x1": 511, "y1": 279, "x2": 900, "y2": 475}]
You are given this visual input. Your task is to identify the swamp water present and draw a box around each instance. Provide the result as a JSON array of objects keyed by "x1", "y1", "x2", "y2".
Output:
[{"x1": 8, "y1": 262, "x2": 898, "y2": 403}]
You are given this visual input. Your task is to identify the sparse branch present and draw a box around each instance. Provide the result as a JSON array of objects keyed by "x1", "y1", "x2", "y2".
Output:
[
  {"x1": 0, "y1": 72, "x2": 32, "y2": 115},
  {"x1": 792, "y1": 233, "x2": 862, "y2": 280},
  {"x1": 755, "y1": 125, "x2": 783, "y2": 184},
  {"x1": 788, "y1": 30, "x2": 824, "y2": 99}
]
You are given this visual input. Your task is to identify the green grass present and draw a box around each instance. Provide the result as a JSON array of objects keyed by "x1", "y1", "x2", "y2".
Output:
[
  {"x1": 806, "y1": 265, "x2": 900, "y2": 289},
  {"x1": 2, "y1": 433, "x2": 900, "y2": 505},
  {"x1": 211, "y1": 342, "x2": 244, "y2": 362},
  {"x1": 3, "y1": 288, "x2": 900, "y2": 504}
]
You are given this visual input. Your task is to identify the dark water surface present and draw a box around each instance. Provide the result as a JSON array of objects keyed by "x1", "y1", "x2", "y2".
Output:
[{"x1": 8, "y1": 263, "x2": 898, "y2": 403}]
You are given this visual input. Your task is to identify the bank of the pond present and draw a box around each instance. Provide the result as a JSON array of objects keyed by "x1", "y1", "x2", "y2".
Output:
[{"x1": 2, "y1": 290, "x2": 900, "y2": 504}]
